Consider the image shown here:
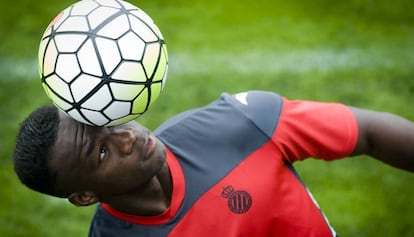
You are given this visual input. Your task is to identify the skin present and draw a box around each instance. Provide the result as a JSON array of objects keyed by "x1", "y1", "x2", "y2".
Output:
[
  {"x1": 48, "y1": 106, "x2": 414, "y2": 216},
  {"x1": 50, "y1": 110, "x2": 172, "y2": 216},
  {"x1": 350, "y1": 107, "x2": 414, "y2": 171}
]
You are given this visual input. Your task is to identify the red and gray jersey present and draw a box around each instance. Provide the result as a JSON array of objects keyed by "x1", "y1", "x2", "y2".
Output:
[{"x1": 89, "y1": 91, "x2": 358, "y2": 237}]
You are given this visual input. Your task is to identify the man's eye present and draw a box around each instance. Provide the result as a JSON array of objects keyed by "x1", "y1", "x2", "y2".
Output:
[{"x1": 99, "y1": 147, "x2": 106, "y2": 161}]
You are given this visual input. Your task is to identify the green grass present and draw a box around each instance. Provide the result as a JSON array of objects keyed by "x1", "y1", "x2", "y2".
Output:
[{"x1": 1, "y1": 0, "x2": 414, "y2": 236}]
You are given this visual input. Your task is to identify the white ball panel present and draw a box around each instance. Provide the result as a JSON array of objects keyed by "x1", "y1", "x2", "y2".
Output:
[
  {"x1": 111, "y1": 61, "x2": 146, "y2": 82},
  {"x1": 106, "y1": 114, "x2": 140, "y2": 126},
  {"x1": 42, "y1": 40, "x2": 58, "y2": 76},
  {"x1": 82, "y1": 84, "x2": 112, "y2": 110},
  {"x1": 129, "y1": 15, "x2": 158, "y2": 42},
  {"x1": 96, "y1": 0, "x2": 122, "y2": 8},
  {"x1": 68, "y1": 109, "x2": 93, "y2": 126},
  {"x1": 150, "y1": 24, "x2": 163, "y2": 41},
  {"x1": 56, "y1": 16, "x2": 89, "y2": 32},
  {"x1": 88, "y1": 6, "x2": 118, "y2": 30},
  {"x1": 129, "y1": 9, "x2": 154, "y2": 26},
  {"x1": 56, "y1": 54, "x2": 81, "y2": 83},
  {"x1": 52, "y1": 10, "x2": 70, "y2": 30},
  {"x1": 95, "y1": 37, "x2": 121, "y2": 75},
  {"x1": 110, "y1": 83, "x2": 145, "y2": 100},
  {"x1": 77, "y1": 39, "x2": 102, "y2": 76},
  {"x1": 97, "y1": 14, "x2": 129, "y2": 39},
  {"x1": 51, "y1": 95, "x2": 73, "y2": 111},
  {"x1": 71, "y1": 74, "x2": 102, "y2": 102},
  {"x1": 45, "y1": 75, "x2": 73, "y2": 103},
  {"x1": 81, "y1": 109, "x2": 109, "y2": 126},
  {"x1": 55, "y1": 34, "x2": 88, "y2": 53},
  {"x1": 118, "y1": 32, "x2": 145, "y2": 60},
  {"x1": 142, "y1": 43, "x2": 160, "y2": 78},
  {"x1": 104, "y1": 101, "x2": 131, "y2": 119},
  {"x1": 38, "y1": 38, "x2": 49, "y2": 77},
  {"x1": 71, "y1": 0, "x2": 99, "y2": 16},
  {"x1": 43, "y1": 84, "x2": 73, "y2": 110},
  {"x1": 54, "y1": 99, "x2": 73, "y2": 111}
]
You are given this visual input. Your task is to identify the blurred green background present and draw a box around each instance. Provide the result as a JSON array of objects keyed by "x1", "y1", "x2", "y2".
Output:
[{"x1": 1, "y1": 0, "x2": 413, "y2": 236}]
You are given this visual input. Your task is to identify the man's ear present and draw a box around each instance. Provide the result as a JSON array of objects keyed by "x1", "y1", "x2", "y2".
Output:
[{"x1": 68, "y1": 191, "x2": 99, "y2": 207}]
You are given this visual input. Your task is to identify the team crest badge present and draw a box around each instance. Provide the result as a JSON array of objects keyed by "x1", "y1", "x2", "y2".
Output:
[{"x1": 221, "y1": 185, "x2": 252, "y2": 214}]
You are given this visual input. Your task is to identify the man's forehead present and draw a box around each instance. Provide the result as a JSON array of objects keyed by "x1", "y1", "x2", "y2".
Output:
[
  {"x1": 54, "y1": 111, "x2": 82, "y2": 158},
  {"x1": 48, "y1": 111, "x2": 86, "y2": 177},
  {"x1": 48, "y1": 112, "x2": 84, "y2": 193}
]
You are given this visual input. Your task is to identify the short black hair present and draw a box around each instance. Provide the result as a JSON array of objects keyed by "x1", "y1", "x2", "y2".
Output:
[{"x1": 13, "y1": 105, "x2": 64, "y2": 198}]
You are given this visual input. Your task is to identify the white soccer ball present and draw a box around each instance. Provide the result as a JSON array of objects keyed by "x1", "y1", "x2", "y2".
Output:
[{"x1": 38, "y1": 0, "x2": 168, "y2": 126}]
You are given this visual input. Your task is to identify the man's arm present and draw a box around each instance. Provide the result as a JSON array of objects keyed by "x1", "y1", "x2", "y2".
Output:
[{"x1": 350, "y1": 107, "x2": 414, "y2": 172}]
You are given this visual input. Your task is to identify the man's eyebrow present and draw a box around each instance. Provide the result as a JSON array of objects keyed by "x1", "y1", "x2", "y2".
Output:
[
  {"x1": 86, "y1": 138, "x2": 95, "y2": 158},
  {"x1": 81, "y1": 124, "x2": 95, "y2": 159}
]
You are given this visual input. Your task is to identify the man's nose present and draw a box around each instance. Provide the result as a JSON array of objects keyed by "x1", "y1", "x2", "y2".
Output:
[{"x1": 110, "y1": 128, "x2": 136, "y2": 154}]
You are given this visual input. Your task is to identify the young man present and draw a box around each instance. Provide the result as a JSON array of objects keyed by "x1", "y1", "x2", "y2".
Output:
[{"x1": 13, "y1": 90, "x2": 414, "y2": 236}]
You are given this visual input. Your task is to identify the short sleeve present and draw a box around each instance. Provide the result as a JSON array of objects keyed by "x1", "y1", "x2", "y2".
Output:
[
  {"x1": 223, "y1": 91, "x2": 283, "y2": 139},
  {"x1": 272, "y1": 97, "x2": 359, "y2": 163}
]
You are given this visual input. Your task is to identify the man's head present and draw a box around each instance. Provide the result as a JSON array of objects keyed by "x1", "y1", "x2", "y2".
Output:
[{"x1": 14, "y1": 106, "x2": 167, "y2": 206}]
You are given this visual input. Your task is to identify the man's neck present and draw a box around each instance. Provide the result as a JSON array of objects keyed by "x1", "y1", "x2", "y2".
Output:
[{"x1": 101, "y1": 162, "x2": 172, "y2": 216}]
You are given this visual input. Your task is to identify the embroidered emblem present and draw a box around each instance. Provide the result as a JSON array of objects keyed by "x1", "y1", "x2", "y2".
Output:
[{"x1": 221, "y1": 185, "x2": 252, "y2": 214}]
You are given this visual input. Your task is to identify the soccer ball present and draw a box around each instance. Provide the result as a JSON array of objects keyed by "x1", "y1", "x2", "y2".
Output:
[{"x1": 38, "y1": 0, "x2": 168, "y2": 126}]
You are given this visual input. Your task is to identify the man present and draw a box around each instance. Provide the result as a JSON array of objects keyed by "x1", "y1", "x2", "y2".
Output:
[{"x1": 13, "y1": 90, "x2": 414, "y2": 236}]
